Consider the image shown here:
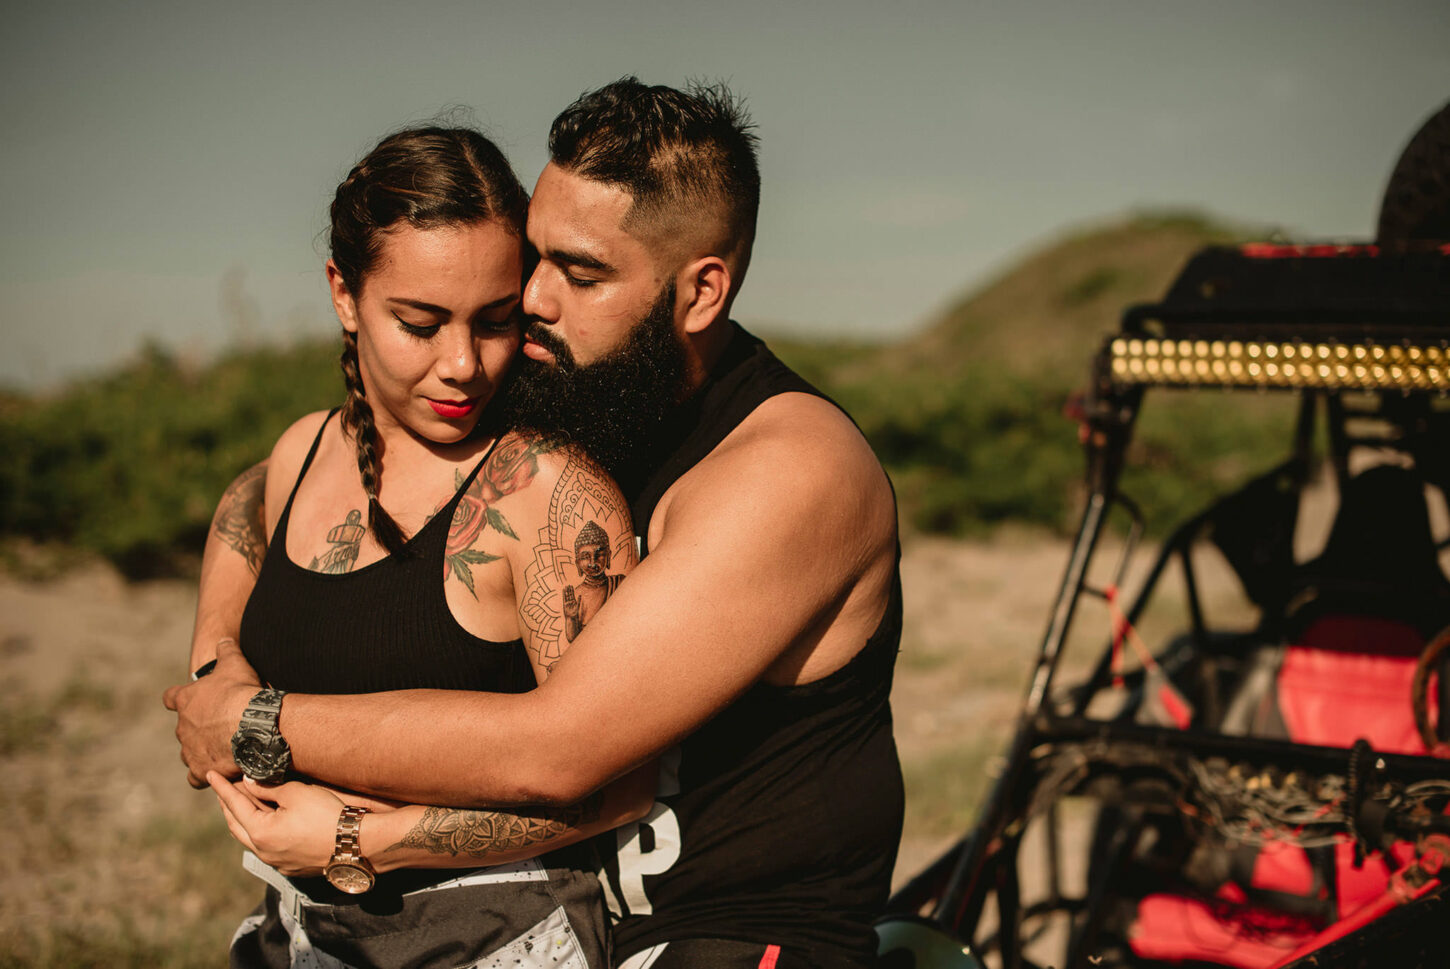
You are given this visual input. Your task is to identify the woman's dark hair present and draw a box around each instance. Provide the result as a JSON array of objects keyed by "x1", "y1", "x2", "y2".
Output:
[{"x1": 330, "y1": 126, "x2": 527, "y2": 554}]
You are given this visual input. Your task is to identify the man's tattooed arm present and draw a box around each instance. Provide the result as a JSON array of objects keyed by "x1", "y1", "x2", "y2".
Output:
[
  {"x1": 383, "y1": 792, "x2": 604, "y2": 859},
  {"x1": 518, "y1": 449, "x2": 636, "y2": 676},
  {"x1": 211, "y1": 460, "x2": 269, "y2": 576}
]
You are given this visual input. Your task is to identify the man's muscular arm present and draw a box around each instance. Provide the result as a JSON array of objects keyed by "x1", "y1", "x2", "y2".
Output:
[
  {"x1": 173, "y1": 395, "x2": 897, "y2": 807},
  {"x1": 189, "y1": 460, "x2": 268, "y2": 672}
]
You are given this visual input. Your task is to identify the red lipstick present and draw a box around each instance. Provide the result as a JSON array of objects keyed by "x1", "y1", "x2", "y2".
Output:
[{"x1": 428, "y1": 397, "x2": 478, "y2": 419}]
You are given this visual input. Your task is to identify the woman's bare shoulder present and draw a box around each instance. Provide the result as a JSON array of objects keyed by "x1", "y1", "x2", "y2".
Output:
[{"x1": 262, "y1": 410, "x2": 339, "y2": 518}]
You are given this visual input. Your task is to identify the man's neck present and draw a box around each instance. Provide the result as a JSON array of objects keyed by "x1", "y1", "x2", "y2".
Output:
[{"x1": 681, "y1": 318, "x2": 736, "y2": 397}]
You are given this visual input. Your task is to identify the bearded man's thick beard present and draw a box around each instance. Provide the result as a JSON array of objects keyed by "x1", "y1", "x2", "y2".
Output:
[{"x1": 497, "y1": 282, "x2": 689, "y2": 482}]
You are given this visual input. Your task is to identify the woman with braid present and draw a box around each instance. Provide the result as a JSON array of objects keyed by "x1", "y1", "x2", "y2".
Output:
[{"x1": 203, "y1": 126, "x2": 648, "y2": 968}]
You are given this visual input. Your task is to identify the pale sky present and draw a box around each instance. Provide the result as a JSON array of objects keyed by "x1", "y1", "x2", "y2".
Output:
[{"x1": 3, "y1": 0, "x2": 1446, "y2": 389}]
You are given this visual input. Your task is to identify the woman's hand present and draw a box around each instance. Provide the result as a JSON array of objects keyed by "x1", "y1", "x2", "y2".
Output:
[{"x1": 208, "y1": 772, "x2": 349, "y2": 877}]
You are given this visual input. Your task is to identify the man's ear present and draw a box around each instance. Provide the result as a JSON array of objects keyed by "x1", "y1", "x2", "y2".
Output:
[
  {"x1": 325, "y1": 260, "x2": 361, "y2": 333},
  {"x1": 677, "y1": 255, "x2": 732, "y2": 336}
]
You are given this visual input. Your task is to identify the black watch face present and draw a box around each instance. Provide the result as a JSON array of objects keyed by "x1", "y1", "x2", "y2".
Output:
[{"x1": 233, "y1": 733, "x2": 289, "y2": 782}]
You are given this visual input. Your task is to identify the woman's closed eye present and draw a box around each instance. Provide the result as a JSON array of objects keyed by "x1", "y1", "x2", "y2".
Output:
[{"x1": 392, "y1": 312, "x2": 440, "y2": 339}]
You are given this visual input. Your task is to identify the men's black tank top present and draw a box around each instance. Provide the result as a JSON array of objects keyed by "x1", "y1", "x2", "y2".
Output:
[
  {"x1": 240, "y1": 411, "x2": 534, "y2": 696},
  {"x1": 605, "y1": 325, "x2": 905, "y2": 968}
]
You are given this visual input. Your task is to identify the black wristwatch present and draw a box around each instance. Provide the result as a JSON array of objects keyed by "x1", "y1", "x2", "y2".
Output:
[{"x1": 230, "y1": 688, "x2": 292, "y2": 783}]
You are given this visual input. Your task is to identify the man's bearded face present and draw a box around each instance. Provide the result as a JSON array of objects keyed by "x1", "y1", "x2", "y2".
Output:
[{"x1": 500, "y1": 280, "x2": 689, "y2": 476}]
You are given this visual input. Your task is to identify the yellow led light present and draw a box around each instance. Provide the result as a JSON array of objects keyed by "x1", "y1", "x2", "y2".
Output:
[
  {"x1": 1177, "y1": 340, "x2": 1193, "y2": 356},
  {"x1": 1144, "y1": 339, "x2": 1160, "y2": 355},
  {"x1": 1112, "y1": 357, "x2": 1128, "y2": 375},
  {"x1": 1248, "y1": 362, "x2": 1262, "y2": 378},
  {"x1": 1213, "y1": 360, "x2": 1227, "y2": 377},
  {"x1": 1228, "y1": 341, "x2": 1244, "y2": 357},
  {"x1": 1111, "y1": 338, "x2": 1127, "y2": 355},
  {"x1": 1282, "y1": 344, "x2": 1297, "y2": 360},
  {"x1": 1334, "y1": 344, "x2": 1349, "y2": 360},
  {"x1": 1211, "y1": 341, "x2": 1226, "y2": 357},
  {"x1": 1317, "y1": 344, "x2": 1331, "y2": 360},
  {"x1": 1194, "y1": 340, "x2": 1209, "y2": 357},
  {"x1": 1129, "y1": 358, "x2": 1144, "y2": 375},
  {"x1": 1128, "y1": 339, "x2": 1143, "y2": 356},
  {"x1": 1265, "y1": 344, "x2": 1279, "y2": 359}
]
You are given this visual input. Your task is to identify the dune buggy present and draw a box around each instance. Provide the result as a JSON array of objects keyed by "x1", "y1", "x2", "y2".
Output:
[{"x1": 878, "y1": 236, "x2": 1450, "y2": 969}]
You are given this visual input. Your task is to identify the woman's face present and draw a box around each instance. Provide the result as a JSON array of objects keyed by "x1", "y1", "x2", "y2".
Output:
[{"x1": 328, "y1": 220, "x2": 523, "y2": 445}]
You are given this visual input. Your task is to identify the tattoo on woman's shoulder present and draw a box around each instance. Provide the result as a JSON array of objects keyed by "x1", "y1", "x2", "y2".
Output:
[{"x1": 212, "y1": 461, "x2": 269, "y2": 576}]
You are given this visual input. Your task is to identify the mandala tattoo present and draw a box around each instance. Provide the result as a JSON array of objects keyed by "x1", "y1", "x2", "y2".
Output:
[
  {"x1": 309, "y1": 508, "x2": 366, "y2": 574},
  {"x1": 520, "y1": 452, "x2": 634, "y2": 672},
  {"x1": 387, "y1": 792, "x2": 603, "y2": 858},
  {"x1": 212, "y1": 461, "x2": 269, "y2": 576}
]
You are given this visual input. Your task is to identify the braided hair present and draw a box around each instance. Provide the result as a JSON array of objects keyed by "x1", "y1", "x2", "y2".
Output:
[{"x1": 328, "y1": 126, "x2": 527, "y2": 554}]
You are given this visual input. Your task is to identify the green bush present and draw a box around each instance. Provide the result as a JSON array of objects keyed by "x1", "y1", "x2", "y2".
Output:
[
  {"x1": 0, "y1": 340, "x2": 341, "y2": 576},
  {"x1": 0, "y1": 330, "x2": 1296, "y2": 575}
]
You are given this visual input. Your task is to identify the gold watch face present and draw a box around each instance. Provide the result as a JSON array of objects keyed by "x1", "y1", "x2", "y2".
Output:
[{"x1": 325, "y1": 861, "x2": 375, "y2": 895}]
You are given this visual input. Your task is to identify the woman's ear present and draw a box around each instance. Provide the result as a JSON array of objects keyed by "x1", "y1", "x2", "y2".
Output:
[{"x1": 326, "y1": 260, "x2": 360, "y2": 333}]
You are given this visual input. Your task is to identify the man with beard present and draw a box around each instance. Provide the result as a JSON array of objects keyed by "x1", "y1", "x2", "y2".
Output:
[{"x1": 168, "y1": 78, "x2": 903, "y2": 969}]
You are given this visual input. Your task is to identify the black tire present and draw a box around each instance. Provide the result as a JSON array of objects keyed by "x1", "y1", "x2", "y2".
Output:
[{"x1": 1376, "y1": 100, "x2": 1450, "y2": 243}]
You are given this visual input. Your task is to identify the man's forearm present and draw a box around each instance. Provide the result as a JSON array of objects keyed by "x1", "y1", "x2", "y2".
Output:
[{"x1": 280, "y1": 686, "x2": 619, "y2": 807}]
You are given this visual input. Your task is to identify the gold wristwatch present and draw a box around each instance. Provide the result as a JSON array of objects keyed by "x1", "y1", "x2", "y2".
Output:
[{"x1": 323, "y1": 805, "x2": 375, "y2": 894}]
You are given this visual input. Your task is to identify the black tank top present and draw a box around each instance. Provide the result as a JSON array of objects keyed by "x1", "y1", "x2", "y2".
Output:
[
  {"x1": 606, "y1": 325, "x2": 905, "y2": 967},
  {"x1": 240, "y1": 411, "x2": 534, "y2": 696}
]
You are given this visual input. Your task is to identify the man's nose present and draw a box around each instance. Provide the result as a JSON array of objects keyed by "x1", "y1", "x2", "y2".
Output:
[{"x1": 522, "y1": 264, "x2": 558, "y2": 323}]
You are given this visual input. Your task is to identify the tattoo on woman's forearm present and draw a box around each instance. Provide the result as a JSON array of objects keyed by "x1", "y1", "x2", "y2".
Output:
[
  {"x1": 212, "y1": 461, "x2": 269, "y2": 576},
  {"x1": 386, "y1": 794, "x2": 604, "y2": 857}
]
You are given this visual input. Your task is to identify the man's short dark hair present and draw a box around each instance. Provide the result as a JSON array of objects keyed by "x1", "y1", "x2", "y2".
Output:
[{"x1": 548, "y1": 77, "x2": 760, "y2": 279}]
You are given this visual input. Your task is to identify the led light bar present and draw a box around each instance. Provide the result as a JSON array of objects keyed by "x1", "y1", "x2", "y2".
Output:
[{"x1": 1106, "y1": 337, "x2": 1450, "y2": 392}]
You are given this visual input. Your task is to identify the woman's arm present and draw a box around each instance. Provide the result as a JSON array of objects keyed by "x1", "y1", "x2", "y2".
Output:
[
  {"x1": 188, "y1": 460, "x2": 269, "y2": 673},
  {"x1": 209, "y1": 763, "x2": 654, "y2": 877}
]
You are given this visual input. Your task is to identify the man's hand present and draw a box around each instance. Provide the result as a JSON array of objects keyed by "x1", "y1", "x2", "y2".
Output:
[{"x1": 162, "y1": 637, "x2": 262, "y2": 788}]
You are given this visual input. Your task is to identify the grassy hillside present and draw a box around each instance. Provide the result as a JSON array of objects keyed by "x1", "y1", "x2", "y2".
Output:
[
  {"x1": 2, "y1": 212, "x2": 1299, "y2": 575},
  {"x1": 769, "y1": 210, "x2": 1298, "y2": 535}
]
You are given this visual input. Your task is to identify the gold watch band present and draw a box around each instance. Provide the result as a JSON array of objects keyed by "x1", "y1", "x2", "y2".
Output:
[
  {"x1": 324, "y1": 804, "x2": 375, "y2": 894},
  {"x1": 334, "y1": 805, "x2": 369, "y2": 860}
]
